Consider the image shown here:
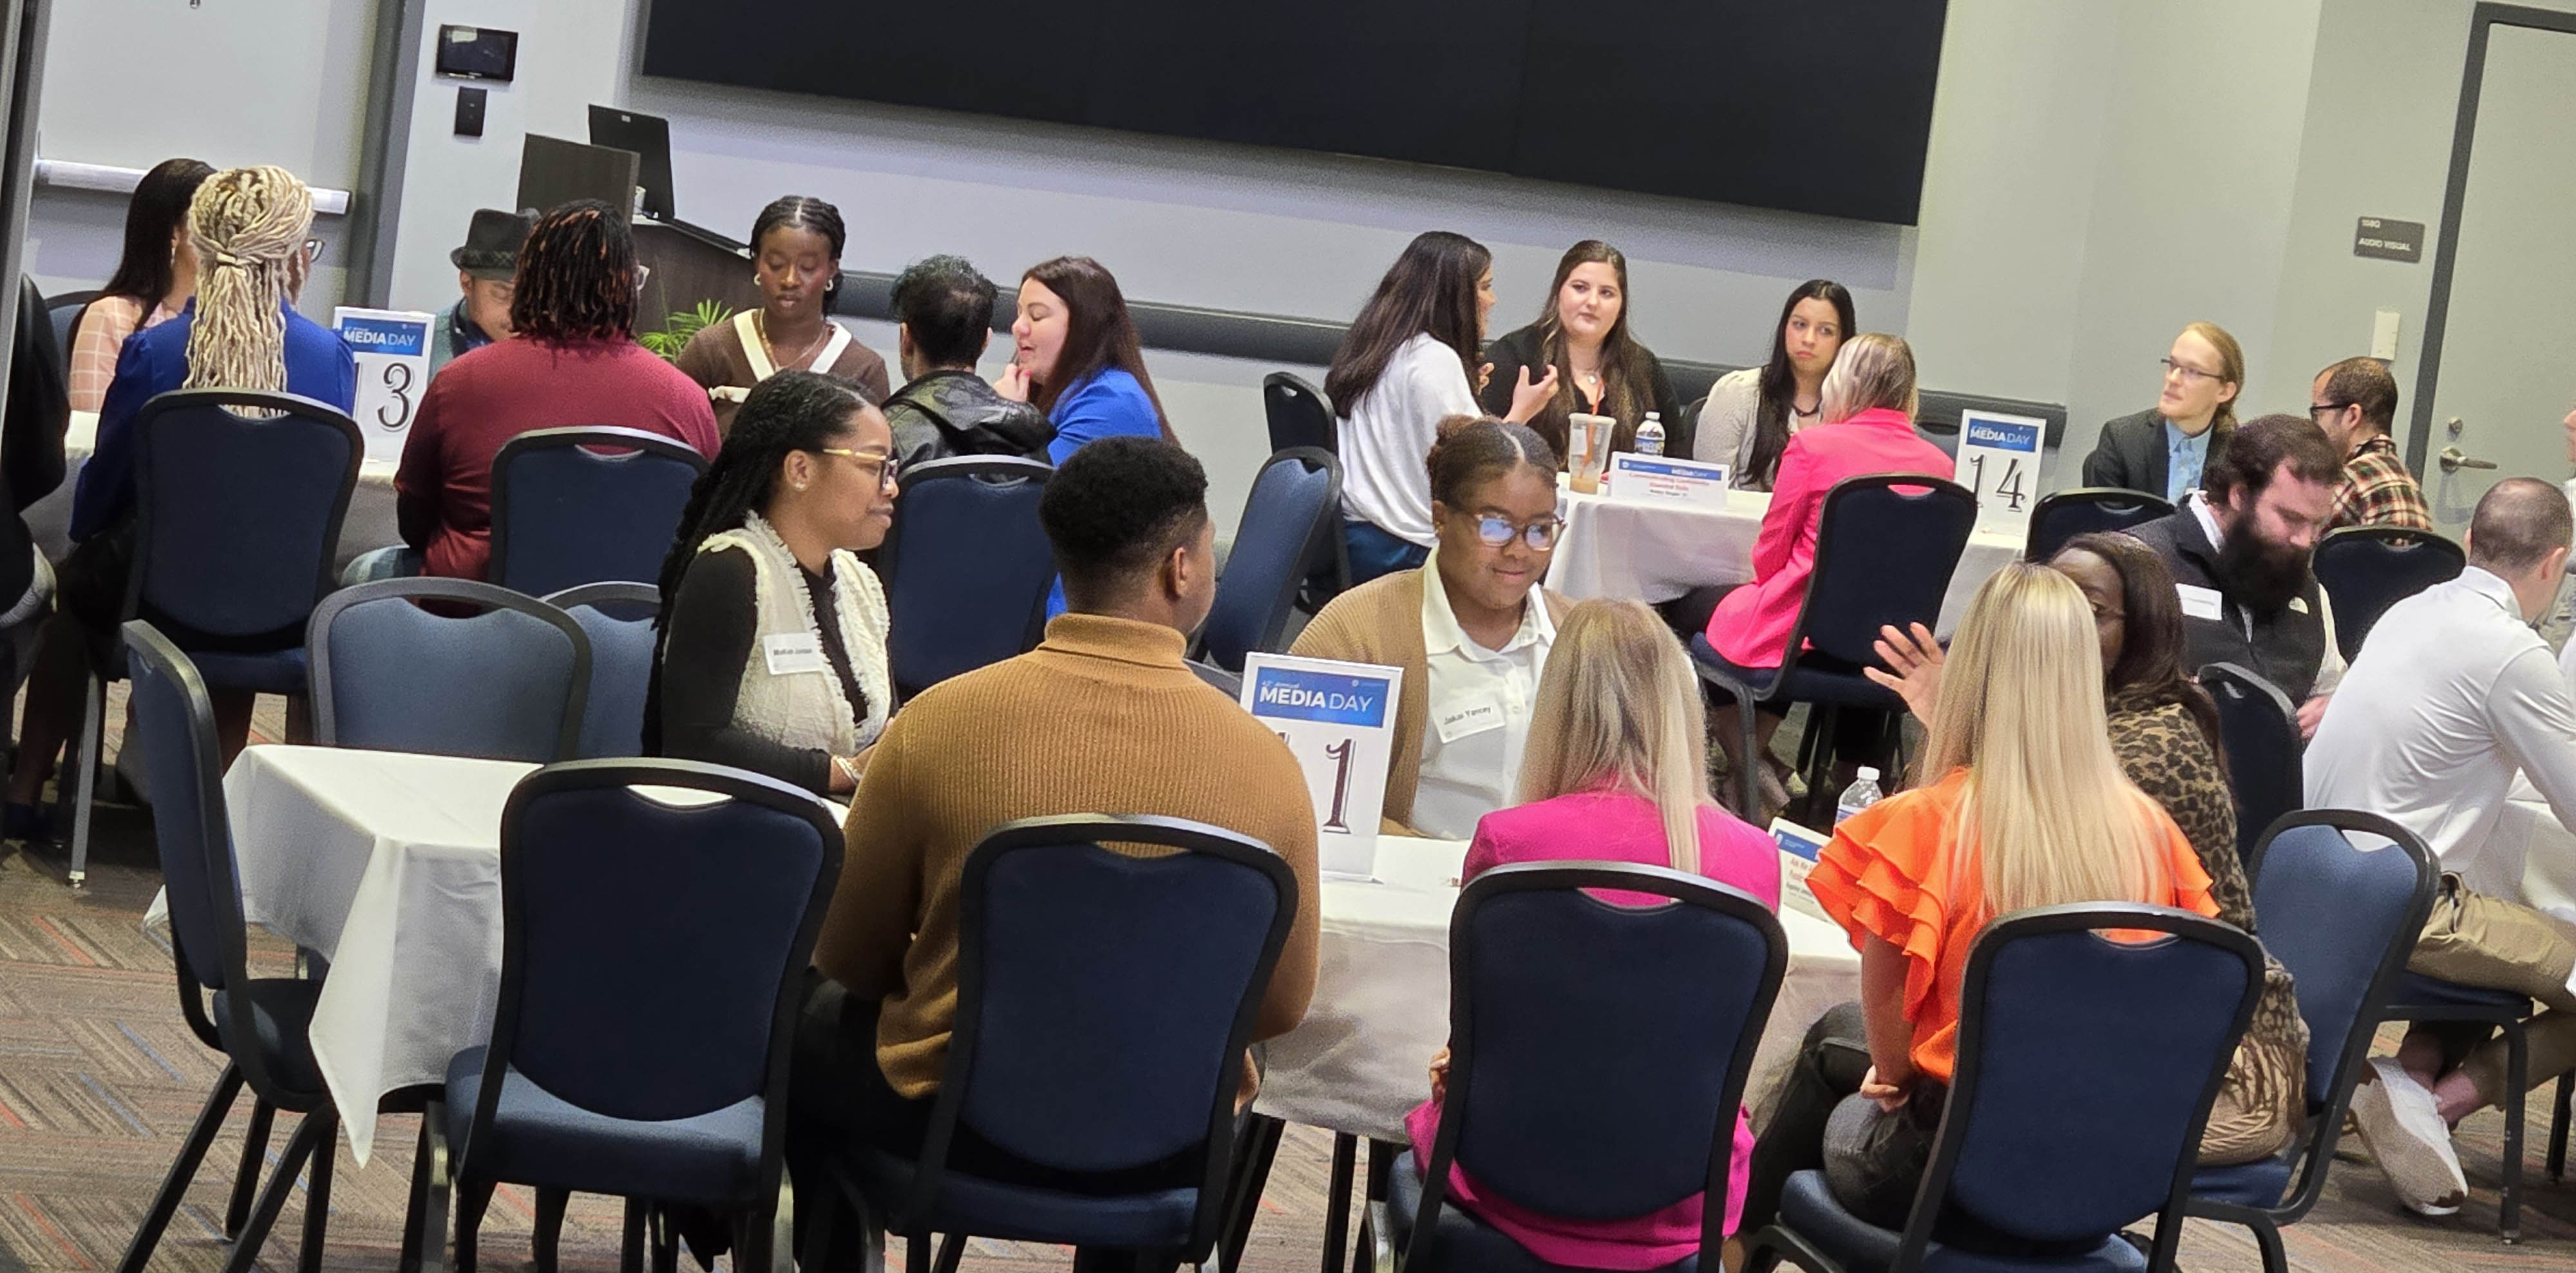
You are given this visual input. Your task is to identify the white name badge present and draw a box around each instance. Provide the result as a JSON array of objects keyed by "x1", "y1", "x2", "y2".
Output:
[
  {"x1": 1769, "y1": 817, "x2": 1832, "y2": 923},
  {"x1": 762, "y1": 632, "x2": 830, "y2": 676},
  {"x1": 1241, "y1": 652, "x2": 1405, "y2": 881},
  {"x1": 2177, "y1": 583, "x2": 2226, "y2": 622},
  {"x1": 1953, "y1": 410, "x2": 2048, "y2": 539},
  {"x1": 1606, "y1": 452, "x2": 1732, "y2": 510},
  {"x1": 1433, "y1": 693, "x2": 1504, "y2": 745},
  {"x1": 332, "y1": 307, "x2": 437, "y2": 464}
]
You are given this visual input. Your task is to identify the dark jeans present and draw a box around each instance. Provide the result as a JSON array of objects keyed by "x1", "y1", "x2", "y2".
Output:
[
  {"x1": 1344, "y1": 520, "x2": 1429, "y2": 586},
  {"x1": 790, "y1": 974, "x2": 1213, "y2": 1273}
]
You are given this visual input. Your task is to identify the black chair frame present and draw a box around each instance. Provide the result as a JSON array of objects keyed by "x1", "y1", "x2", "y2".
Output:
[
  {"x1": 424, "y1": 758, "x2": 845, "y2": 1273},
  {"x1": 1263, "y1": 372, "x2": 1334, "y2": 457},
  {"x1": 306, "y1": 577, "x2": 593, "y2": 761},
  {"x1": 807, "y1": 813, "x2": 1299, "y2": 1272},
  {"x1": 116, "y1": 620, "x2": 440, "y2": 1273},
  {"x1": 2184, "y1": 810, "x2": 2436, "y2": 1273},
  {"x1": 2023, "y1": 488, "x2": 2173, "y2": 562},
  {"x1": 486, "y1": 426, "x2": 710, "y2": 595},
  {"x1": 2201, "y1": 662, "x2": 2302, "y2": 877},
  {"x1": 65, "y1": 389, "x2": 363, "y2": 886},
  {"x1": 1396, "y1": 862, "x2": 1788, "y2": 1272},
  {"x1": 2311, "y1": 524, "x2": 2465, "y2": 662},
  {"x1": 1694, "y1": 474, "x2": 1976, "y2": 816},
  {"x1": 542, "y1": 580, "x2": 662, "y2": 615},
  {"x1": 1747, "y1": 903, "x2": 2264, "y2": 1273}
]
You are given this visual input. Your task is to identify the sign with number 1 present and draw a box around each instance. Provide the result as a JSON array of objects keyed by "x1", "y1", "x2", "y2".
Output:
[
  {"x1": 332, "y1": 307, "x2": 435, "y2": 465},
  {"x1": 1954, "y1": 410, "x2": 2048, "y2": 540},
  {"x1": 1240, "y1": 652, "x2": 1404, "y2": 880}
]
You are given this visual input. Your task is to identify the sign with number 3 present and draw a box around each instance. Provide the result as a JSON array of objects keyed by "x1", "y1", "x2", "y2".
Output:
[
  {"x1": 1954, "y1": 410, "x2": 2049, "y2": 540},
  {"x1": 1240, "y1": 653, "x2": 1404, "y2": 881},
  {"x1": 332, "y1": 307, "x2": 436, "y2": 465}
]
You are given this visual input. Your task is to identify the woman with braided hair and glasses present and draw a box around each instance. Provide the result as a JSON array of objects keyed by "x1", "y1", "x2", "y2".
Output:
[
  {"x1": 393, "y1": 199, "x2": 719, "y2": 582},
  {"x1": 648, "y1": 370, "x2": 898, "y2": 796},
  {"x1": 8, "y1": 166, "x2": 357, "y2": 836},
  {"x1": 676, "y1": 195, "x2": 889, "y2": 436}
]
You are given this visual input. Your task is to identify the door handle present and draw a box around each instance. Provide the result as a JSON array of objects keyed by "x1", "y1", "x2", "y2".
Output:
[{"x1": 2439, "y1": 446, "x2": 2499, "y2": 474}]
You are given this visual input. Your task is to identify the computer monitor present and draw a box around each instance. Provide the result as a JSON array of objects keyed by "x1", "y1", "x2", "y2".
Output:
[
  {"x1": 515, "y1": 135, "x2": 639, "y2": 220},
  {"x1": 588, "y1": 105, "x2": 677, "y2": 224}
]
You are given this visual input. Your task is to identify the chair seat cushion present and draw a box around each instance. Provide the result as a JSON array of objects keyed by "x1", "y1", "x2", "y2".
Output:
[
  {"x1": 186, "y1": 646, "x2": 310, "y2": 695},
  {"x1": 211, "y1": 977, "x2": 327, "y2": 1101},
  {"x1": 1387, "y1": 1150, "x2": 1696, "y2": 1272},
  {"x1": 2188, "y1": 1153, "x2": 2295, "y2": 1209},
  {"x1": 2387, "y1": 973, "x2": 2532, "y2": 1014},
  {"x1": 1688, "y1": 636, "x2": 1900, "y2": 711},
  {"x1": 840, "y1": 1145, "x2": 1200, "y2": 1250},
  {"x1": 1777, "y1": 1171, "x2": 2145, "y2": 1273},
  {"x1": 442, "y1": 1046, "x2": 764, "y2": 1204}
]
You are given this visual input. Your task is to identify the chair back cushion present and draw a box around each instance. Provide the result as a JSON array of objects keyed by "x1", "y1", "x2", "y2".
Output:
[
  {"x1": 2312, "y1": 527, "x2": 2465, "y2": 660},
  {"x1": 564, "y1": 604, "x2": 656, "y2": 758},
  {"x1": 2201, "y1": 662, "x2": 2302, "y2": 866},
  {"x1": 2251, "y1": 819, "x2": 2430, "y2": 1100},
  {"x1": 1944, "y1": 915, "x2": 2254, "y2": 1241},
  {"x1": 317, "y1": 587, "x2": 584, "y2": 760},
  {"x1": 1450, "y1": 877, "x2": 1778, "y2": 1219},
  {"x1": 490, "y1": 428, "x2": 706, "y2": 597},
  {"x1": 1797, "y1": 476, "x2": 1976, "y2": 665},
  {"x1": 125, "y1": 622, "x2": 245, "y2": 993},
  {"x1": 135, "y1": 391, "x2": 357, "y2": 646},
  {"x1": 882, "y1": 458, "x2": 1054, "y2": 697},
  {"x1": 503, "y1": 775, "x2": 832, "y2": 1120},
  {"x1": 1200, "y1": 453, "x2": 1336, "y2": 673},
  {"x1": 1262, "y1": 373, "x2": 1334, "y2": 456},
  {"x1": 2027, "y1": 488, "x2": 2172, "y2": 562},
  {"x1": 955, "y1": 830, "x2": 1287, "y2": 1173}
]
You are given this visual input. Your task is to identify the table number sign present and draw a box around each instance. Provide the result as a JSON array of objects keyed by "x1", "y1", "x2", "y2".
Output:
[
  {"x1": 1606, "y1": 452, "x2": 1732, "y2": 510},
  {"x1": 1953, "y1": 410, "x2": 2047, "y2": 539},
  {"x1": 332, "y1": 307, "x2": 436, "y2": 464},
  {"x1": 1240, "y1": 652, "x2": 1404, "y2": 881},
  {"x1": 1769, "y1": 817, "x2": 1832, "y2": 923}
]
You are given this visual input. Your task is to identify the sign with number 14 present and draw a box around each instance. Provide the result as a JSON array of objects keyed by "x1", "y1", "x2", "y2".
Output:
[
  {"x1": 1954, "y1": 410, "x2": 2048, "y2": 540},
  {"x1": 1240, "y1": 652, "x2": 1404, "y2": 880}
]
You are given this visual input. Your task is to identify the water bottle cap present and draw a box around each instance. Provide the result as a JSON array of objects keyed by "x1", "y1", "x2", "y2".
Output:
[
  {"x1": 1857, "y1": 766, "x2": 1879, "y2": 781},
  {"x1": 1643, "y1": 411, "x2": 1661, "y2": 422}
]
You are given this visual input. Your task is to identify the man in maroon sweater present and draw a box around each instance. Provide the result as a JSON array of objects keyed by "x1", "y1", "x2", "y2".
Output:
[{"x1": 394, "y1": 200, "x2": 719, "y2": 581}]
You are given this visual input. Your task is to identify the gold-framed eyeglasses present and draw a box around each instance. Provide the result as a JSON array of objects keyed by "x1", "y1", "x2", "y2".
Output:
[{"x1": 816, "y1": 448, "x2": 899, "y2": 491}]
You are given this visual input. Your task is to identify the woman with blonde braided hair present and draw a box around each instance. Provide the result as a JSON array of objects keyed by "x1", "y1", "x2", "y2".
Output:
[{"x1": 10, "y1": 166, "x2": 356, "y2": 838}]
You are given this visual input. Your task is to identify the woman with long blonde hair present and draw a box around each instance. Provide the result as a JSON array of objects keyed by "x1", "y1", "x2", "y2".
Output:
[
  {"x1": 9, "y1": 166, "x2": 357, "y2": 837},
  {"x1": 1404, "y1": 598, "x2": 1781, "y2": 1265},
  {"x1": 1738, "y1": 564, "x2": 2221, "y2": 1234}
]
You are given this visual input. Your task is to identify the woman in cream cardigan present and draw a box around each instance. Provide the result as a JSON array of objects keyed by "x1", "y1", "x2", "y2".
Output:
[
  {"x1": 1292, "y1": 416, "x2": 1569, "y2": 837},
  {"x1": 649, "y1": 371, "x2": 897, "y2": 795}
]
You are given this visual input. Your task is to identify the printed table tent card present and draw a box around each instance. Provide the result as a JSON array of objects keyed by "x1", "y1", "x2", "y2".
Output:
[
  {"x1": 1240, "y1": 652, "x2": 1404, "y2": 881},
  {"x1": 332, "y1": 307, "x2": 436, "y2": 464},
  {"x1": 1953, "y1": 410, "x2": 2048, "y2": 540},
  {"x1": 1769, "y1": 816, "x2": 1832, "y2": 923},
  {"x1": 1605, "y1": 452, "x2": 1732, "y2": 510}
]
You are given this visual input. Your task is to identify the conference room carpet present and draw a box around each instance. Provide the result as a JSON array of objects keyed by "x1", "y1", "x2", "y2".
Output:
[{"x1": 0, "y1": 702, "x2": 2570, "y2": 1271}]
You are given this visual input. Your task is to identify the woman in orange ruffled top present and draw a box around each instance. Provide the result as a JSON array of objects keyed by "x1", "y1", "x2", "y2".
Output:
[{"x1": 1736, "y1": 562, "x2": 2221, "y2": 1241}]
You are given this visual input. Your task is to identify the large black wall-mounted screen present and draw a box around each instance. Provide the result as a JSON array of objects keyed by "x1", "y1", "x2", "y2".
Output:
[{"x1": 640, "y1": 1, "x2": 1948, "y2": 225}]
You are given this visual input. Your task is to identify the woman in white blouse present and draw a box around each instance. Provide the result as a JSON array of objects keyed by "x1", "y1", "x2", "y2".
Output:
[
  {"x1": 1692, "y1": 279, "x2": 1855, "y2": 491},
  {"x1": 1326, "y1": 232, "x2": 1557, "y2": 584},
  {"x1": 1292, "y1": 416, "x2": 1568, "y2": 838}
]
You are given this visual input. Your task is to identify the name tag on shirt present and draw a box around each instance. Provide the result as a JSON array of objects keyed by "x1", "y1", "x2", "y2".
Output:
[
  {"x1": 2177, "y1": 584, "x2": 2225, "y2": 622},
  {"x1": 1434, "y1": 693, "x2": 1506, "y2": 745},
  {"x1": 762, "y1": 633, "x2": 829, "y2": 676}
]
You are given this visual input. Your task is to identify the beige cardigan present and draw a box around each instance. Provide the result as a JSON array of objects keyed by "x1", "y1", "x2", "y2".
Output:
[{"x1": 1289, "y1": 566, "x2": 1569, "y2": 836}]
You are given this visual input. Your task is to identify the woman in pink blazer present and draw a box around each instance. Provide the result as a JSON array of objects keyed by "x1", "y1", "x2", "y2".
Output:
[
  {"x1": 1702, "y1": 334, "x2": 1951, "y2": 805},
  {"x1": 1407, "y1": 599, "x2": 1781, "y2": 1269}
]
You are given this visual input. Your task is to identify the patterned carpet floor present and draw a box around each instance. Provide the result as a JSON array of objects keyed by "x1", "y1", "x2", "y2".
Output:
[{"x1": 2, "y1": 712, "x2": 2573, "y2": 1270}]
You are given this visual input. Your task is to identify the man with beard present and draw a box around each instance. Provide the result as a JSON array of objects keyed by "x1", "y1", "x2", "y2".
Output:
[
  {"x1": 2307, "y1": 477, "x2": 2576, "y2": 1217},
  {"x1": 2123, "y1": 413, "x2": 2346, "y2": 734}
]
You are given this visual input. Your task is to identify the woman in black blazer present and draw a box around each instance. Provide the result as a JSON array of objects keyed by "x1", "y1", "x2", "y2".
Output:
[{"x1": 1477, "y1": 240, "x2": 1681, "y2": 464}]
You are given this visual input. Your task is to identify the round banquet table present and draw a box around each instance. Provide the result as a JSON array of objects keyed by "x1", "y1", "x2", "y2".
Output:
[
  {"x1": 1543, "y1": 481, "x2": 2027, "y2": 635},
  {"x1": 1252, "y1": 834, "x2": 1862, "y2": 1144}
]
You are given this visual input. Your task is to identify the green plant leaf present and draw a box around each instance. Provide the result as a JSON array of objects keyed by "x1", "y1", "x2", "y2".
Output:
[{"x1": 638, "y1": 298, "x2": 735, "y2": 361}]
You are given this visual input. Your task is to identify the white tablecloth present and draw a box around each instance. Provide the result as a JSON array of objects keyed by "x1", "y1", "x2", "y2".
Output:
[
  {"x1": 2490, "y1": 792, "x2": 2576, "y2": 926},
  {"x1": 1544, "y1": 486, "x2": 2025, "y2": 635},
  {"x1": 1253, "y1": 836, "x2": 1861, "y2": 1144},
  {"x1": 225, "y1": 745, "x2": 537, "y2": 1163}
]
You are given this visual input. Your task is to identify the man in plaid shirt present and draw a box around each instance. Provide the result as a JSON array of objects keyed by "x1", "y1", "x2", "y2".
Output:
[{"x1": 2313, "y1": 357, "x2": 2432, "y2": 531}]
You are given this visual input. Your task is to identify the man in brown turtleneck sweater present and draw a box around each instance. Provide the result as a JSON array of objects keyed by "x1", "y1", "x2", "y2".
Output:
[{"x1": 795, "y1": 437, "x2": 1319, "y2": 1265}]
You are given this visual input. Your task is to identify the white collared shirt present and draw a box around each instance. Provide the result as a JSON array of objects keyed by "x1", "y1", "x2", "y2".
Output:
[
  {"x1": 2181, "y1": 492, "x2": 2347, "y2": 696},
  {"x1": 1338, "y1": 333, "x2": 1481, "y2": 548},
  {"x1": 2309, "y1": 569, "x2": 2576, "y2": 924},
  {"x1": 1411, "y1": 551, "x2": 1555, "y2": 839}
]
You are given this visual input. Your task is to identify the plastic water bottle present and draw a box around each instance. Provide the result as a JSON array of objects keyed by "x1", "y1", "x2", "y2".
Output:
[
  {"x1": 1834, "y1": 767, "x2": 1884, "y2": 827},
  {"x1": 1634, "y1": 411, "x2": 1666, "y2": 456}
]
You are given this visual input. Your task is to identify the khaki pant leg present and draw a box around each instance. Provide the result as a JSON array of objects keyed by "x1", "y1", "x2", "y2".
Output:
[{"x1": 2407, "y1": 879, "x2": 2576, "y2": 1105}]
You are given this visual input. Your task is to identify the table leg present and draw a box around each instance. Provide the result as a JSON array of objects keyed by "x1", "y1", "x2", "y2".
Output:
[{"x1": 1320, "y1": 1133, "x2": 1357, "y2": 1273}]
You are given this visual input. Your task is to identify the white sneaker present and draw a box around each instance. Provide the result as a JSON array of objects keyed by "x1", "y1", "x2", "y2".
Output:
[{"x1": 2349, "y1": 1058, "x2": 2467, "y2": 1217}]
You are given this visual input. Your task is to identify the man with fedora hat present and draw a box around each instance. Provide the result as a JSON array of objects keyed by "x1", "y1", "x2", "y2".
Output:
[{"x1": 430, "y1": 207, "x2": 534, "y2": 377}]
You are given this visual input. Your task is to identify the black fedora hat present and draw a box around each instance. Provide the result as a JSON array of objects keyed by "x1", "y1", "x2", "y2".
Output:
[{"x1": 451, "y1": 207, "x2": 536, "y2": 280}]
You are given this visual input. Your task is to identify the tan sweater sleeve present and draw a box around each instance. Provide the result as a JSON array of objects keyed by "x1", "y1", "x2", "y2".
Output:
[
  {"x1": 813, "y1": 710, "x2": 923, "y2": 994},
  {"x1": 1247, "y1": 731, "x2": 1322, "y2": 1041}
]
